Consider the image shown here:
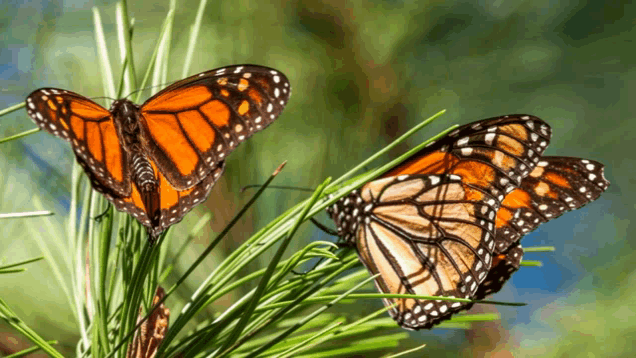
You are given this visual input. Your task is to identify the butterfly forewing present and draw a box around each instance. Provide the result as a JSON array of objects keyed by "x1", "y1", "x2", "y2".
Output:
[
  {"x1": 332, "y1": 174, "x2": 499, "y2": 330},
  {"x1": 139, "y1": 65, "x2": 290, "y2": 190},
  {"x1": 26, "y1": 89, "x2": 132, "y2": 197},
  {"x1": 385, "y1": 115, "x2": 552, "y2": 205},
  {"x1": 468, "y1": 157, "x2": 609, "y2": 302},
  {"x1": 495, "y1": 156, "x2": 609, "y2": 252}
]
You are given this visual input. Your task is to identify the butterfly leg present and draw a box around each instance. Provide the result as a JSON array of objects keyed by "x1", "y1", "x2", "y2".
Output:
[
  {"x1": 310, "y1": 218, "x2": 339, "y2": 236},
  {"x1": 291, "y1": 219, "x2": 349, "y2": 275},
  {"x1": 94, "y1": 203, "x2": 112, "y2": 223}
]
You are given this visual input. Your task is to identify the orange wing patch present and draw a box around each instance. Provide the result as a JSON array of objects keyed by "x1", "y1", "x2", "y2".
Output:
[
  {"x1": 496, "y1": 189, "x2": 531, "y2": 228},
  {"x1": 247, "y1": 88, "x2": 263, "y2": 104},
  {"x1": 47, "y1": 99, "x2": 58, "y2": 111},
  {"x1": 238, "y1": 79, "x2": 249, "y2": 91},
  {"x1": 69, "y1": 98, "x2": 110, "y2": 119},
  {"x1": 446, "y1": 161, "x2": 497, "y2": 189},
  {"x1": 142, "y1": 86, "x2": 212, "y2": 112},
  {"x1": 178, "y1": 110, "x2": 216, "y2": 152},
  {"x1": 85, "y1": 121, "x2": 103, "y2": 162},
  {"x1": 158, "y1": 171, "x2": 181, "y2": 210},
  {"x1": 102, "y1": 120, "x2": 124, "y2": 182},
  {"x1": 386, "y1": 151, "x2": 499, "y2": 192},
  {"x1": 385, "y1": 151, "x2": 459, "y2": 177},
  {"x1": 543, "y1": 172, "x2": 571, "y2": 188},
  {"x1": 200, "y1": 100, "x2": 231, "y2": 127},
  {"x1": 125, "y1": 181, "x2": 147, "y2": 211},
  {"x1": 498, "y1": 123, "x2": 528, "y2": 141},
  {"x1": 70, "y1": 115, "x2": 85, "y2": 139},
  {"x1": 143, "y1": 113, "x2": 199, "y2": 176},
  {"x1": 238, "y1": 100, "x2": 250, "y2": 115}
]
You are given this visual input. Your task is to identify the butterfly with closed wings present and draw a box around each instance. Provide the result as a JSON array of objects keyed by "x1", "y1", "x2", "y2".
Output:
[
  {"x1": 26, "y1": 64, "x2": 291, "y2": 240},
  {"x1": 327, "y1": 115, "x2": 609, "y2": 329}
]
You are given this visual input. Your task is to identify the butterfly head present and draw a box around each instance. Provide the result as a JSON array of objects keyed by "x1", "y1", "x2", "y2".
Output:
[{"x1": 110, "y1": 99, "x2": 141, "y2": 129}]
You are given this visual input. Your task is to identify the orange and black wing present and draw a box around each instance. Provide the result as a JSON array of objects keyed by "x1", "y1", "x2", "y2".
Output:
[
  {"x1": 474, "y1": 157, "x2": 609, "y2": 298},
  {"x1": 385, "y1": 115, "x2": 552, "y2": 206},
  {"x1": 25, "y1": 89, "x2": 131, "y2": 197},
  {"x1": 349, "y1": 174, "x2": 499, "y2": 330},
  {"x1": 494, "y1": 156, "x2": 610, "y2": 253},
  {"x1": 139, "y1": 64, "x2": 291, "y2": 190}
]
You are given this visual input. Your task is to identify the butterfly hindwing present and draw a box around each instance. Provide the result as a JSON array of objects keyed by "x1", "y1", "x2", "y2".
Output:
[
  {"x1": 110, "y1": 162, "x2": 225, "y2": 237},
  {"x1": 26, "y1": 89, "x2": 131, "y2": 197},
  {"x1": 139, "y1": 65, "x2": 291, "y2": 190},
  {"x1": 330, "y1": 174, "x2": 499, "y2": 329},
  {"x1": 474, "y1": 243, "x2": 524, "y2": 300}
]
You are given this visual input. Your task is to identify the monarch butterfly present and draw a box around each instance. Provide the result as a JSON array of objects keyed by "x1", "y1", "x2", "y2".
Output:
[
  {"x1": 326, "y1": 115, "x2": 609, "y2": 329},
  {"x1": 25, "y1": 64, "x2": 290, "y2": 240}
]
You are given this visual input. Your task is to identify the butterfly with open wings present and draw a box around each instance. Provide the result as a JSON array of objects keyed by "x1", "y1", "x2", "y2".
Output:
[{"x1": 26, "y1": 64, "x2": 291, "y2": 240}]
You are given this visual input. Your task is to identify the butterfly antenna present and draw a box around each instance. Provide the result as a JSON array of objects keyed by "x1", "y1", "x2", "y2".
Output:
[
  {"x1": 90, "y1": 96, "x2": 118, "y2": 104},
  {"x1": 123, "y1": 76, "x2": 185, "y2": 101}
]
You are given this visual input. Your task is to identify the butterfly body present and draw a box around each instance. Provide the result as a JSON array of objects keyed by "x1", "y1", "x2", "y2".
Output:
[
  {"x1": 109, "y1": 98, "x2": 180, "y2": 232},
  {"x1": 26, "y1": 65, "x2": 290, "y2": 239}
]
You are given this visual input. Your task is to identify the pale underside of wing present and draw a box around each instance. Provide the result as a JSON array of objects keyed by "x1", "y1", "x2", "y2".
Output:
[{"x1": 355, "y1": 175, "x2": 497, "y2": 330}]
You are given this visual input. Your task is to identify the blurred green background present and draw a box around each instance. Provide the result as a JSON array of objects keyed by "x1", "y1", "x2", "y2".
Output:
[{"x1": 0, "y1": 0, "x2": 632, "y2": 356}]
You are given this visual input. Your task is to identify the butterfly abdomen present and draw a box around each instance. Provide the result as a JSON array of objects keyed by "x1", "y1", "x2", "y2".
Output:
[{"x1": 130, "y1": 152, "x2": 157, "y2": 191}]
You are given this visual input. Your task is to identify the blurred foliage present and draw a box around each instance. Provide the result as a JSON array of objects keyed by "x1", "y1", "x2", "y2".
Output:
[{"x1": 0, "y1": 0, "x2": 633, "y2": 357}]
